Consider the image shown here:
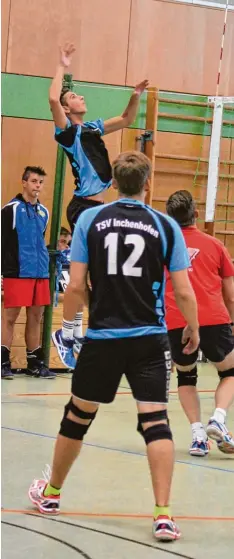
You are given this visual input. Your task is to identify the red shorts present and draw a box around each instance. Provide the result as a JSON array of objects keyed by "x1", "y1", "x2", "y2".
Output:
[{"x1": 3, "y1": 278, "x2": 51, "y2": 308}]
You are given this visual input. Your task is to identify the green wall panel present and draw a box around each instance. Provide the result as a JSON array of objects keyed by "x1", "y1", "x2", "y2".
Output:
[
  {"x1": 1, "y1": 73, "x2": 234, "y2": 138},
  {"x1": 1, "y1": 73, "x2": 146, "y2": 129}
]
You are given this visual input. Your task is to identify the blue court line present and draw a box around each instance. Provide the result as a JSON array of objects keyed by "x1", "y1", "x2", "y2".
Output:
[{"x1": 2, "y1": 425, "x2": 234, "y2": 474}]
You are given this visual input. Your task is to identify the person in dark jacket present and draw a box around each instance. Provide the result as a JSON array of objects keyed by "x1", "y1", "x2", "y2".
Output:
[{"x1": 1, "y1": 166, "x2": 55, "y2": 379}]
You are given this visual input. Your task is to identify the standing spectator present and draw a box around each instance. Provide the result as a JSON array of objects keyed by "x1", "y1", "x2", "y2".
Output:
[{"x1": 1, "y1": 166, "x2": 55, "y2": 379}]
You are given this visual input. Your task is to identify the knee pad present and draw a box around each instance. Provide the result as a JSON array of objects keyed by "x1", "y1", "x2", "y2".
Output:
[
  {"x1": 137, "y1": 410, "x2": 168, "y2": 435},
  {"x1": 218, "y1": 368, "x2": 234, "y2": 380},
  {"x1": 59, "y1": 398, "x2": 97, "y2": 440},
  {"x1": 141, "y1": 422, "x2": 172, "y2": 445},
  {"x1": 177, "y1": 366, "x2": 197, "y2": 388},
  {"x1": 137, "y1": 410, "x2": 172, "y2": 444}
]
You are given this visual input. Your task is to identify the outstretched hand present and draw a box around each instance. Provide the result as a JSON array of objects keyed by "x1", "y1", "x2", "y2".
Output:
[
  {"x1": 134, "y1": 80, "x2": 149, "y2": 95},
  {"x1": 60, "y1": 43, "x2": 76, "y2": 68}
]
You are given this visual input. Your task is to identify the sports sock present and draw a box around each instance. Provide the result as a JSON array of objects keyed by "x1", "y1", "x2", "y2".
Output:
[
  {"x1": 212, "y1": 408, "x2": 226, "y2": 424},
  {"x1": 1, "y1": 345, "x2": 10, "y2": 365},
  {"x1": 74, "y1": 312, "x2": 83, "y2": 339},
  {"x1": 62, "y1": 319, "x2": 74, "y2": 340},
  {"x1": 27, "y1": 347, "x2": 43, "y2": 369},
  {"x1": 191, "y1": 421, "x2": 206, "y2": 440},
  {"x1": 154, "y1": 505, "x2": 172, "y2": 519},
  {"x1": 44, "y1": 483, "x2": 60, "y2": 497}
]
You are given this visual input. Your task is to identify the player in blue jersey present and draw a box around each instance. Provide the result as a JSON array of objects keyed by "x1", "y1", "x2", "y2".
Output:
[
  {"x1": 29, "y1": 151, "x2": 199, "y2": 542},
  {"x1": 50, "y1": 43, "x2": 148, "y2": 365}
]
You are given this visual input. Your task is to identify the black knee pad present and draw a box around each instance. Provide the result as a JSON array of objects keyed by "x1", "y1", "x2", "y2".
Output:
[
  {"x1": 142, "y1": 423, "x2": 173, "y2": 445},
  {"x1": 177, "y1": 366, "x2": 197, "y2": 387},
  {"x1": 137, "y1": 410, "x2": 168, "y2": 435},
  {"x1": 59, "y1": 398, "x2": 97, "y2": 440},
  {"x1": 218, "y1": 368, "x2": 234, "y2": 380}
]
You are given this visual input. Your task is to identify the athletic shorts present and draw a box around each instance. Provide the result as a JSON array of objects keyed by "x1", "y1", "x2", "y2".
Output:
[
  {"x1": 168, "y1": 324, "x2": 234, "y2": 366},
  {"x1": 67, "y1": 195, "x2": 104, "y2": 234},
  {"x1": 3, "y1": 278, "x2": 50, "y2": 308},
  {"x1": 72, "y1": 334, "x2": 171, "y2": 404}
]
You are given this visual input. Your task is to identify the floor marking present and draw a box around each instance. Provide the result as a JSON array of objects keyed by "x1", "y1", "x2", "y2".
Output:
[
  {"x1": 2, "y1": 389, "x2": 216, "y2": 397},
  {"x1": 2, "y1": 508, "x2": 234, "y2": 521},
  {"x1": 2, "y1": 426, "x2": 234, "y2": 473}
]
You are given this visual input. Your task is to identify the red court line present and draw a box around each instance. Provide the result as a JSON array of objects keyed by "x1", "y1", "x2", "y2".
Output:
[
  {"x1": 3, "y1": 389, "x2": 215, "y2": 397},
  {"x1": 1, "y1": 509, "x2": 234, "y2": 521}
]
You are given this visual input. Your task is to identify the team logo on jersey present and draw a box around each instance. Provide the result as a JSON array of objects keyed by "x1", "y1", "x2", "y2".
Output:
[
  {"x1": 38, "y1": 209, "x2": 46, "y2": 217},
  {"x1": 187, "y1": 247, "x2": 200, "y2": 268}
]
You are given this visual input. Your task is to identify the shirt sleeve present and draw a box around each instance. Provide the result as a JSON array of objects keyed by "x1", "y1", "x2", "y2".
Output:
[
  {"x1": 84, "y1": 118, "x2": 104, "y2": 136},
  {"x1": 54, "y1": 119, "x2": 77, "y2": 151},
  {"x1": 54, "y1": 118, "x2": 71, "y2": 137},
  {"x1": 167, "y1": 219, "x2": 190, "y2": 272},
  {"x1": 70, "y1": 213, "x2": 89, "y2": 264},
  {"x1": 220, "y1": 245, "x2": 234, "y2": 277}
]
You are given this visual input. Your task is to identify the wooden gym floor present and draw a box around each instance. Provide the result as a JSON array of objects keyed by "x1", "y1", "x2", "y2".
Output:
[{"x1": 1, "y1": 362, "x2": 234, "y2": 559}]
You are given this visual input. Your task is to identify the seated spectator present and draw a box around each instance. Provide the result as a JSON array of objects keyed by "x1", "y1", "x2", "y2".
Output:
[
  {"x1": 1, "y1": 166, "x2": 56, "y2": 380},
  {"x1": 56, "y1": 227, "x2": 71, "y2": 293}
]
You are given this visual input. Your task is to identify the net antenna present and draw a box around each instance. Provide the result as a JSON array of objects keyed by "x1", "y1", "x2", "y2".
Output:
[{"x1": 205, "y1": 0, "x2": 233, "y2": 234}]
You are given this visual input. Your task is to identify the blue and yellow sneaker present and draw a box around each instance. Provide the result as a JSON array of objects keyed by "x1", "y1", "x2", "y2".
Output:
[{"x1": 52, "y1": 329, "x2": 76, "y2": 369}]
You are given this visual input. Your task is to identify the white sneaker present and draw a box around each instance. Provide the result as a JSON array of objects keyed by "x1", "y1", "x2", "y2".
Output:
[
  {"x1": 189, "y1": 438, "x2": 209, "y2": 457},
  {"x1": 153, "y1": 515, "x2": 181, "y2": 541},
  {"x1": 207, "y1": 419, "x2": 234, "y2": 454},
  {"x1": 28, "y1": 464, "x2": 60, "y2": 514}
]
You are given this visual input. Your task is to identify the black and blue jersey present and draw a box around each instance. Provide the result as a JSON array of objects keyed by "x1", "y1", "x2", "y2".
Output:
[
  {"x1": 55, "y1": 118, "x2": 112, "y2": 197},
  {"x1": 70, "y1": 199, "x2": 190, "y2": 339},
  {"x1": 1, "y1": 194, "x2": 49, "y2": 279}
]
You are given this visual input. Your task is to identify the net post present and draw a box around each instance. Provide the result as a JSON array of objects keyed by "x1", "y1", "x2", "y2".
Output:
[{"x1": 205, "y1": 97, "x2": 224, "y2": 235}]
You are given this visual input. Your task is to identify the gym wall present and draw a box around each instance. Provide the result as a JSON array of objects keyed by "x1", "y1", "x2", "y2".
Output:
[{"x1": 2, "y1": 0, "x2": 234, "y2": 243}]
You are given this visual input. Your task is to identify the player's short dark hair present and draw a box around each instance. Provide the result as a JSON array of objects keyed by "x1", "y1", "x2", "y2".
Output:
[
  {"x1": 60, "y1": 226, "x2": 71, "y2": 237},
  {"x1": 60, "y1": 88, "x2": 70, "y2": 106},
  {"x1": 22, "y1": 166, "x2": 47, "y2": 182},
  {"x1": 112, "y1": 151, "x2": 151, "y2": 196},
  {"x1": 166, "y1": 190, "x2": 196, "y2": 227}
]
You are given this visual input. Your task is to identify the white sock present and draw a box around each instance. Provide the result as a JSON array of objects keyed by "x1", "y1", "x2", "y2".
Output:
[
  {"x1": 191, "y1": 422, "x2": 206, "y2": 440},
  {"x1": 212, "y1": 408, "x2": 226, "y2": 424},
  {"x1": 74, "y1": 312, "x2": 83, "y2": 339},
  {"x1": 62, "y1": 319, "x2": 74, "y2": 341}
]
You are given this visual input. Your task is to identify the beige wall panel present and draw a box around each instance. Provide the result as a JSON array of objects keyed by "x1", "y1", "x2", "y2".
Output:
[
  {"x1": 127, "y1": 1, "x2": 234, "y2": 94},
  {"x1": 6, "y1": 0, "x2": 131, "y2": 84},
  {"x1": 1, "y1": 0, "x2": 11, "y2": 71},
  {"x1": 156, "y1": 131, "x2": 211, "y2": 158}
]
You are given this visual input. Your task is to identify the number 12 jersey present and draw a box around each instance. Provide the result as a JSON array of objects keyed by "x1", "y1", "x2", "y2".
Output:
[{"x1": 71, "y1": 199, "x2": 189, "y2": 339}]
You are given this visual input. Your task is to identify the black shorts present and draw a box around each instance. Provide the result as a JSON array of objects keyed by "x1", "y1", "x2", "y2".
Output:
[
  {"x1": 168, "y1": 323, "x2": 234, "y2": 366},
  {"x1": 67, "y1": 195, "x2": 104, "y2": 233},
  {"x1": 72, "y1": 334, "x2": 171, "y2": 404}
]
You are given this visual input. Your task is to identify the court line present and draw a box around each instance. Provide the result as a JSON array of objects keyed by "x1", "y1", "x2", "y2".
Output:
[
  {"x1": 2, "y1": 515, "x2": 194, "y2": 559},
  {"x1": 2, "y1": 508, "x2": 234, "y2": 521},
  {"x1": 2, "y1": 389, "x2": 215, "y2": 397},
  {"x1": 1, "y1": 520, "x2": 92, "y2": 558},
  {"x1": 2, "y1": 426, "x2": 234, "y2": 473}
]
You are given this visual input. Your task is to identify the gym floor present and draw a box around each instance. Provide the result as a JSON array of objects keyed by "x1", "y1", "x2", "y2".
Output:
[{"x1": 2, "y1": 362, "x2": 234, "y2": 559}]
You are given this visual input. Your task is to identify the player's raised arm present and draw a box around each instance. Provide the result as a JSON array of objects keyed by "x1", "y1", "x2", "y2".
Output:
[
  {"x1": 103, "y1": 80, "x2": 149, "y2": 135},
  {"x1": 49, "y1": 43, "x2": 76, "y2": 129}
]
